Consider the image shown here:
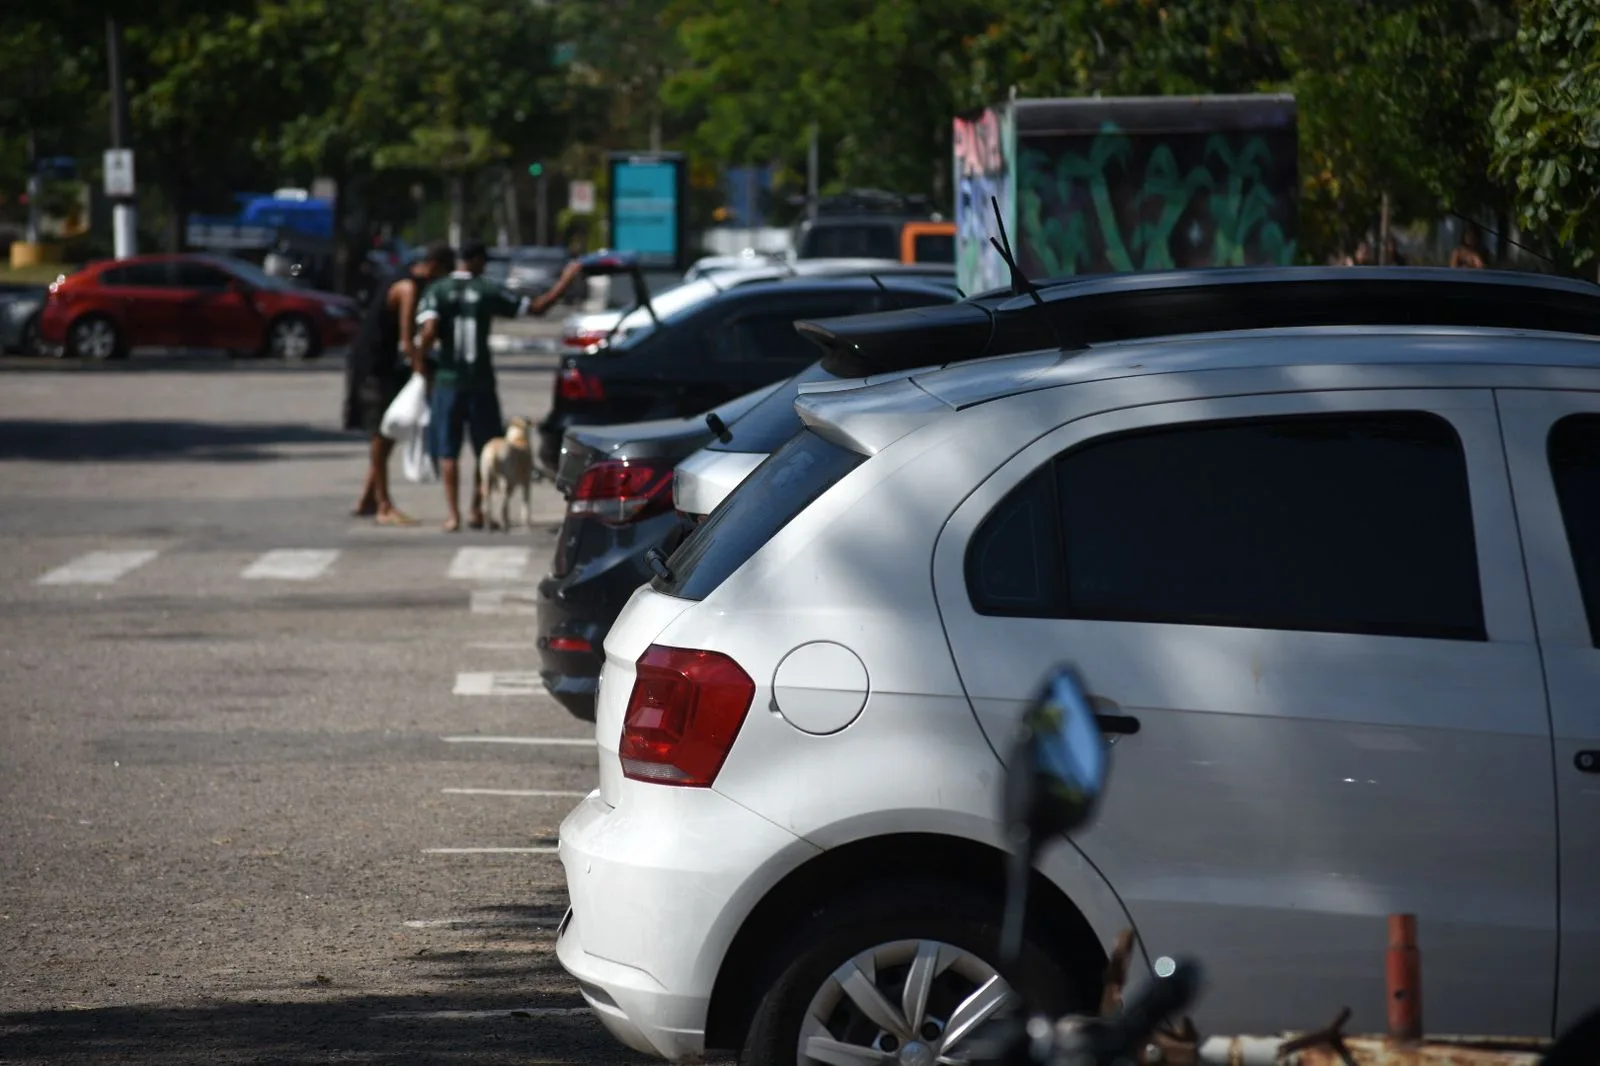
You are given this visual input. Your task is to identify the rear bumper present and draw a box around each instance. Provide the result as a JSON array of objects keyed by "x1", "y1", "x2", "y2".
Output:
[{"x1": 536, "y1": 511, "x2": 686, "y2": 721}]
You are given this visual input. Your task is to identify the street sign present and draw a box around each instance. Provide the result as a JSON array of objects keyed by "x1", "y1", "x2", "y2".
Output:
[
  {"x1": 568, "y1": 179, "x2": 596, "y2": 214},
  {"x1": 103, "y1": 149, "x2": 135, "y2": 198}
]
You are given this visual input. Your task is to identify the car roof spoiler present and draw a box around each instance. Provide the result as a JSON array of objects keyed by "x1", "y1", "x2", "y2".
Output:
[{"x1": 797, "y1": 267, "x2": 1600, "y2": 376}]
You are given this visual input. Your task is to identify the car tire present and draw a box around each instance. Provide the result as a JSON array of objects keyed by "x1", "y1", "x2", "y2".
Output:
[
  {"x1": 739, "y1": 882, "x2": 1086, "y2": 1066},
  {"x1": 67, "y1": 314, "x2": 125, "y2": 361},
  {"x1": 264, "y1": 314, "x2": 320, "y2": 361}
]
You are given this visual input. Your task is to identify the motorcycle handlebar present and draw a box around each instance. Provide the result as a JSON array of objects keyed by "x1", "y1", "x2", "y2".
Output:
[{"x1": 1095, "y1": 960, "x2": 1203, "y2": 1063}]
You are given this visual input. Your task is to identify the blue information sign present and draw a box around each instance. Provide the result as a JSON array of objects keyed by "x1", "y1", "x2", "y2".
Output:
[{"x1": 609, "y1": 155, "x2": 684, "y2": 268}]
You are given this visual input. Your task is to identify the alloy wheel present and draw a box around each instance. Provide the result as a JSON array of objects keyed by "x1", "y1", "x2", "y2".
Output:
[
  {"x1": 72, "y1": 318, "x2": 117, "y2": 360},
  {"x1": 271, "y1": 318, "x2": 313, "y2": 360},
  {"x1": 798, "y1": 939, "x2": 1015, "y2": 1066}
]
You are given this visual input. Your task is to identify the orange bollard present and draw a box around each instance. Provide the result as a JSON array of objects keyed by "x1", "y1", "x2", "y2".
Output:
[{"x1": 1388, "y1": 913, "x2": 1423, "y2": 1040}]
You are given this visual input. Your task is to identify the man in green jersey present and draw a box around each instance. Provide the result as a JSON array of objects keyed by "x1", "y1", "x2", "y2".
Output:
[{"x1": 415, "y1": 240, "x2": 582, "y2": 531}]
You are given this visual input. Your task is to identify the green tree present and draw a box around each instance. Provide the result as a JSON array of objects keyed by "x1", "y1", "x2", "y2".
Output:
[{"x1": 1491, "y1": 0, "x2": 1600, "y2": 270}]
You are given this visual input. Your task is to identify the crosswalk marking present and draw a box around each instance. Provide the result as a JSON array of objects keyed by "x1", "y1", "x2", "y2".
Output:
[
  {"x1": 37, "y1": 549, "x2": 160, "y2": 586},
  {"x1": 469, "y1": 586, "x2": 541, "y2": 614},
  {"x1": 242, "y1": 549, "x2": 339, "y2": 581},
  {"x1": 448, "y1": 547, "x2": 530, "y2": 581},
  {"x1": 454, "y1": 671, "x2": 543, "y2": 696}
]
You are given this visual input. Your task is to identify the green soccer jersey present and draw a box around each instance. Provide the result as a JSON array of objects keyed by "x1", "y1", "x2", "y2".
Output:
[{"x1": 415, "y1": 272, "x2": 529, "y2": 388}]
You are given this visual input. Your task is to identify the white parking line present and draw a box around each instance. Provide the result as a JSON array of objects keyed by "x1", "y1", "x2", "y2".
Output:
[
  {"x1": 440, "y1": 736, "x2": 595, "y2": 746},
  {"x1": 454, "y1": 671, "x2": 543, "y2": 696},
  {"x1": 242, "y1": 549, "x2": 338, "y2": 581},
  {"x1": 37, "y1": 549, "x2": 160, "y2": 585},
  {"x1": 442, "y1": 788, "x2": 589, "y2": 798},
  {"x1": 448, "y1": 547, "x2": 530, "y2": 581},
  {"x1": 402, "y1": 917, "x2": 552, "y2": 929},
  {"x1": 422, "y1": 847, "x2": 560, "y2": 854},
  {"x1": 371, "y1": 1007, "x2": 589, "y2": 1021},
  {"x1": 469, "y1": 587, "x2": 542, "y2": 614}
]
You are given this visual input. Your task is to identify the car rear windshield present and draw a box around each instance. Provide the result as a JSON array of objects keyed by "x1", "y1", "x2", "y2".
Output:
[
  {"x1": 652, "y1": 428, "x2": 866, "y2": 601},
  {"x1": 708, "y1": 362, "x2": 840, "y2": 454}
]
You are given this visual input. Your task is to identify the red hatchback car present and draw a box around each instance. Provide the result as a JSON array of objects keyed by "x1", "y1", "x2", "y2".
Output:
[{"x1": 39, "y1": 253, "x2": 359, "y2": 361}]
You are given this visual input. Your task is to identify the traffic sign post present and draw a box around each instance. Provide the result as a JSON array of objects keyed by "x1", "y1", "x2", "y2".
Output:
[
  {"x1": 103, "y1": 149, "x2": 135, "y2": 199},
  {"x1": 568, "y1": 180, "x2": 596, "y2": 215}
]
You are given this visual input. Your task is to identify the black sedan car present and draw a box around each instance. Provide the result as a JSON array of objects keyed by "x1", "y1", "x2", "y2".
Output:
[
  {"x1": 535, "y1": 381, "x2": 786, "y2": 718},
  {"x1": 535, "y1": 272, "x2": 959, "y2": 472}
]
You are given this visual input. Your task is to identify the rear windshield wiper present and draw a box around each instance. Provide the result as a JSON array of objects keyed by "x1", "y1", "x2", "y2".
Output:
[
  {"x1": 705, "y1": 412, "x2": 734, "y2": 443},
  {"x1": 645, "y1": 546, "x2": 675, "y2": 583}
]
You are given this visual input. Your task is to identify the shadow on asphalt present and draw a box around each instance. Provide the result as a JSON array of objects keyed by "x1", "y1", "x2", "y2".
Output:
[
  {"x1": 0, "y1": 902, "x2": 681, "y2": 1065},
  {"x1": 0, "y1": 419, "x2": 356, "y2": 462}
]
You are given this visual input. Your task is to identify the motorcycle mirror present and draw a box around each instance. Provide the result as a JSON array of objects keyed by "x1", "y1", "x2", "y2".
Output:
[
  {"x1": 999, "y1": 665, "x2": 1109, "y2": 968},
  {"x1": 1004, "y1": 666, "x2": 1108, "y2": 846}
]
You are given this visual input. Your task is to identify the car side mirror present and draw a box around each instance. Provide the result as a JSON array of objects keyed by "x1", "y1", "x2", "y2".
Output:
[{"x1": 999, "y1": 665, "x2": 1109, "y2": 967}]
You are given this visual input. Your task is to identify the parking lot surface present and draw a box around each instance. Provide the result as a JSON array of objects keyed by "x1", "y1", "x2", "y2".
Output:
[{"x1": 0, "y1": 335, "x2": 663, "y2": 1064}]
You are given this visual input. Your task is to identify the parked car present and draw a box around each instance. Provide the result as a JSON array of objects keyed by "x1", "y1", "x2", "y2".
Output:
[
  {"x1": 536, "y1": 271, "x2": 958, "y2": 472},
  {"x1": 487, "y1": 245, "x2": 585, "y2": 305},
  {"x1": 557, "y1": 267, "x2": 1600, "y2": 1063},
  {"x1": 0, "y1": 283, "x2": 47, "y2": 355},
  {"x1": 557, "y1": 258, "x2": 957, "y2": 352},
  {"x1": 537, "y1": 381, "x2": 785, "y2": 719},
  {"x1": 38, "y1": 253, "x2": 358, "y2": 360},
  {"x1": 794, "y1": 188, "x2": 954, "y2": 263}
]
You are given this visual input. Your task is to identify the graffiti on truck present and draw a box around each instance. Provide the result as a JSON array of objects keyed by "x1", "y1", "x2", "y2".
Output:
[
  {"x1": 954, "y1": 106, "x2": 1016, "y2": 295},
  {"x1": 1018, "y1": 121, "x2": 1298, "y2": 276}
]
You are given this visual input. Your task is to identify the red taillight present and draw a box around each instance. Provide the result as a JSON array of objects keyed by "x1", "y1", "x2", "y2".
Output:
[
  {"x1": 557, "y1": 365, "x2": 606, "y2": 401},
  {"x1": 620, "y1": 645, "x2": 755, "y2": 787},
  {"x1": 570, "y1": 460, "x2": 672, "y2": 525},
  {"x1": 548, "y1": 635, "x2": 591, "y2": 653},
  {"x1": 564, "y1": 331, "x2": 606, "y2": 348}
]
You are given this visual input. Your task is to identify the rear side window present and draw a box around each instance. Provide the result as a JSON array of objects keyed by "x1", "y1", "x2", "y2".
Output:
[
  {"x1": 710, "y1": 301, "x2": 866, "y2": 367},
  {"x1": 101, "y1": 262, "x2": 173, "y2": 287},
  {"x1": 1549, "y1": 414, "x2": 1600, "y2": 646},
  {"x1": 968, "y1": 412, "x2": 1485, "y2": 640},
  {"x1": 654, "y1": 429, "x2": 865, "y2": 601}
]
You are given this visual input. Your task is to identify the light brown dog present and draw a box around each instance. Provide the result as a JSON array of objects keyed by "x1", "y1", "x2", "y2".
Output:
[{"x1": 478, "y1": 416, "x2": 539, "y2": 531}]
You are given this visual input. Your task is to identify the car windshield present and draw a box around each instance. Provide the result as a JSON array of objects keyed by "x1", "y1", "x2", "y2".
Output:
[{"x1": 216, "y1": 257, "x2": 293, "y2": 291}]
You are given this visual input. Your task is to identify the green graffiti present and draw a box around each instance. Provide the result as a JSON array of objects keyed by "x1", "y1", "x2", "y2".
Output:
[{"x1": 1017, "y1": 121, "x2": 1297, "y2": 276}]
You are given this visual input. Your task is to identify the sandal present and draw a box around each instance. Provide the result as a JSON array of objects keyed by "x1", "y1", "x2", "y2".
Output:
[{"x1": 376, "y1": 509, "x2": 419, "y2": 527}]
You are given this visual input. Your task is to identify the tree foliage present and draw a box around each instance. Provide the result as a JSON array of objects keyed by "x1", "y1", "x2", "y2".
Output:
[{"x1": 1491, "y1": 0, "x2": 1600, "y2": 269}]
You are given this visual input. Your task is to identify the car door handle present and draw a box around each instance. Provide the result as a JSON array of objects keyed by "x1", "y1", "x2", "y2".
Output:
[
  {"x1": 1096, "y1": 713, "x2": 1140, "y2": 736},
  {"x1": 1576, "y1": 751, "x2": 1600, "y2": 774}
]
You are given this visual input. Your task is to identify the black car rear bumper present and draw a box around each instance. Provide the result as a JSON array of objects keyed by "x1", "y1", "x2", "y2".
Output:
[{"x1": 535, "y1": 509, "x2": 689, "y2": 721}]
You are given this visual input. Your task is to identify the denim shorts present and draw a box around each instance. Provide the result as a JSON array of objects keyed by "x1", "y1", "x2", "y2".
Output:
[{"x1": 429, "y1": 384, "x2": 503, "y2": 461}]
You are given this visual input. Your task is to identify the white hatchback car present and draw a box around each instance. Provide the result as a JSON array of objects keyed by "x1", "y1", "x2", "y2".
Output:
[{"x1": 558, "y1": 271, "x2": 1600, "y2": 1064}]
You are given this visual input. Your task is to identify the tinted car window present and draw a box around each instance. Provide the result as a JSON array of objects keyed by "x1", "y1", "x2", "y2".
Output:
[
  {"x1": 101, "y1": 262, "x2": 174, "y2": 287},
  {"x1": 913, "y1": 232, "x2": 956, "y2": 263},
  {"x1": 175, "y1": 262, "x2": 233, "y2": 290},
  {"x1": 803, "y1": 223, "x2": 900, "y2": 261},
  {"x1": 1549, "y1": 414, "x2": 1600, "y2": 646},
  {"x1": 964, "y1": 468, "x2": 1063, "y2": 615},
  {"x1": 970, "y1": 412, "x2": 1485, "y2": 640},
  {"x1": 710, "y1": 298, "x2": 871, "y2": 366},
  {"x1": 654, "y1": 429, "x2": 866, "y2": 601}
]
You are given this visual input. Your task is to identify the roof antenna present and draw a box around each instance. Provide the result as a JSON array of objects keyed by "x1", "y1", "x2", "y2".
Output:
[
  {"x1": 989, "y1": 195, "x2": 1042, "y2": 305},
  {"x1": 954, "y1": 285, "x2": 967, "y2": 298}
]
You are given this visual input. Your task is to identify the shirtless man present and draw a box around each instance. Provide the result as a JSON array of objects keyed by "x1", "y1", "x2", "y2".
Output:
[{"x1": 344, "y1": 241, "x2": 457, "y2": 523}]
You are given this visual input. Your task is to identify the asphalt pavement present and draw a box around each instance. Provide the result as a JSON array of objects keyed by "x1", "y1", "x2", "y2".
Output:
[{"x1": 0, "y1": 322, "x2": 656, "y2": 1064}]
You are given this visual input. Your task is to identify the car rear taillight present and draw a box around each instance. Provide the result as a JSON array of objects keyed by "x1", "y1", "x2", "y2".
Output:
[
  {"x1": 557, "y1": 365, "x2": 606, "y2": 401},
  {"x1": 620, "y1": 645, "x2": 755, "y2": 787},
  {"x1": 569, "y1": 460, "x2": 672, "y2": 525},
  {"x1": 564, "y1": 330, "x2": 607, "y2": 348}
]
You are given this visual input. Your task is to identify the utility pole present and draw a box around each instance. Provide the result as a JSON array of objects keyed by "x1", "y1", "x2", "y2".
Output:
[
  {"x1": 448, "y1": 174, "x2": 464, "y2": 250},
  {"x1": 536, "y1": 171, "x2": 549, "y2": 246},
  {"x1": 807, "y1": 124, "x2": 819, "y2": 222},
  {"x1": 1378, "y1": 191, "x2": 1391, "y2": 265},
  {"x1": 25, "y1": 129, "x2": 40, "y2": 245},
  {"x1": 106, "y1": 15, "x2": 137, "y2": 259}
]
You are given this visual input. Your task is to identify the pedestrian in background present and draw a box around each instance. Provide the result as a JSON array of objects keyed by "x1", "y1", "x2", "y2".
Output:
[
  {"x1": 344, "y1": 241, "x2": 456, "y2": 525},
  {"x1": 1451, "y1": 225, "x2": 1488, "y2": 269},
  {"x1": 414, "y1": 240, "x2": 583, "y2": 532}
]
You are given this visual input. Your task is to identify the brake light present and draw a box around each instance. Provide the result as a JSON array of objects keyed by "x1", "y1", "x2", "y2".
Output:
[
  {"x1": 558, "y1": 365, "x2": 606, "y2": 401},
  {"x1": 570, "y1": 460, "x2": 673, "y2": 525},
  {"x1": 564, "y1": 330, "x2": 607, "y2": 348},
  {"x1": 620, "y1": 645, "x2": 755, "y2": 787},
  {"x1": 548, "y1": 635, "x2": 591, "y2": 653}
]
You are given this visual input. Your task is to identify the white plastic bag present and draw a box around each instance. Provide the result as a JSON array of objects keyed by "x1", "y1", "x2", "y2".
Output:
[{"x1": 379, "y1": 374, "x2": 437, "y2": 483}]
